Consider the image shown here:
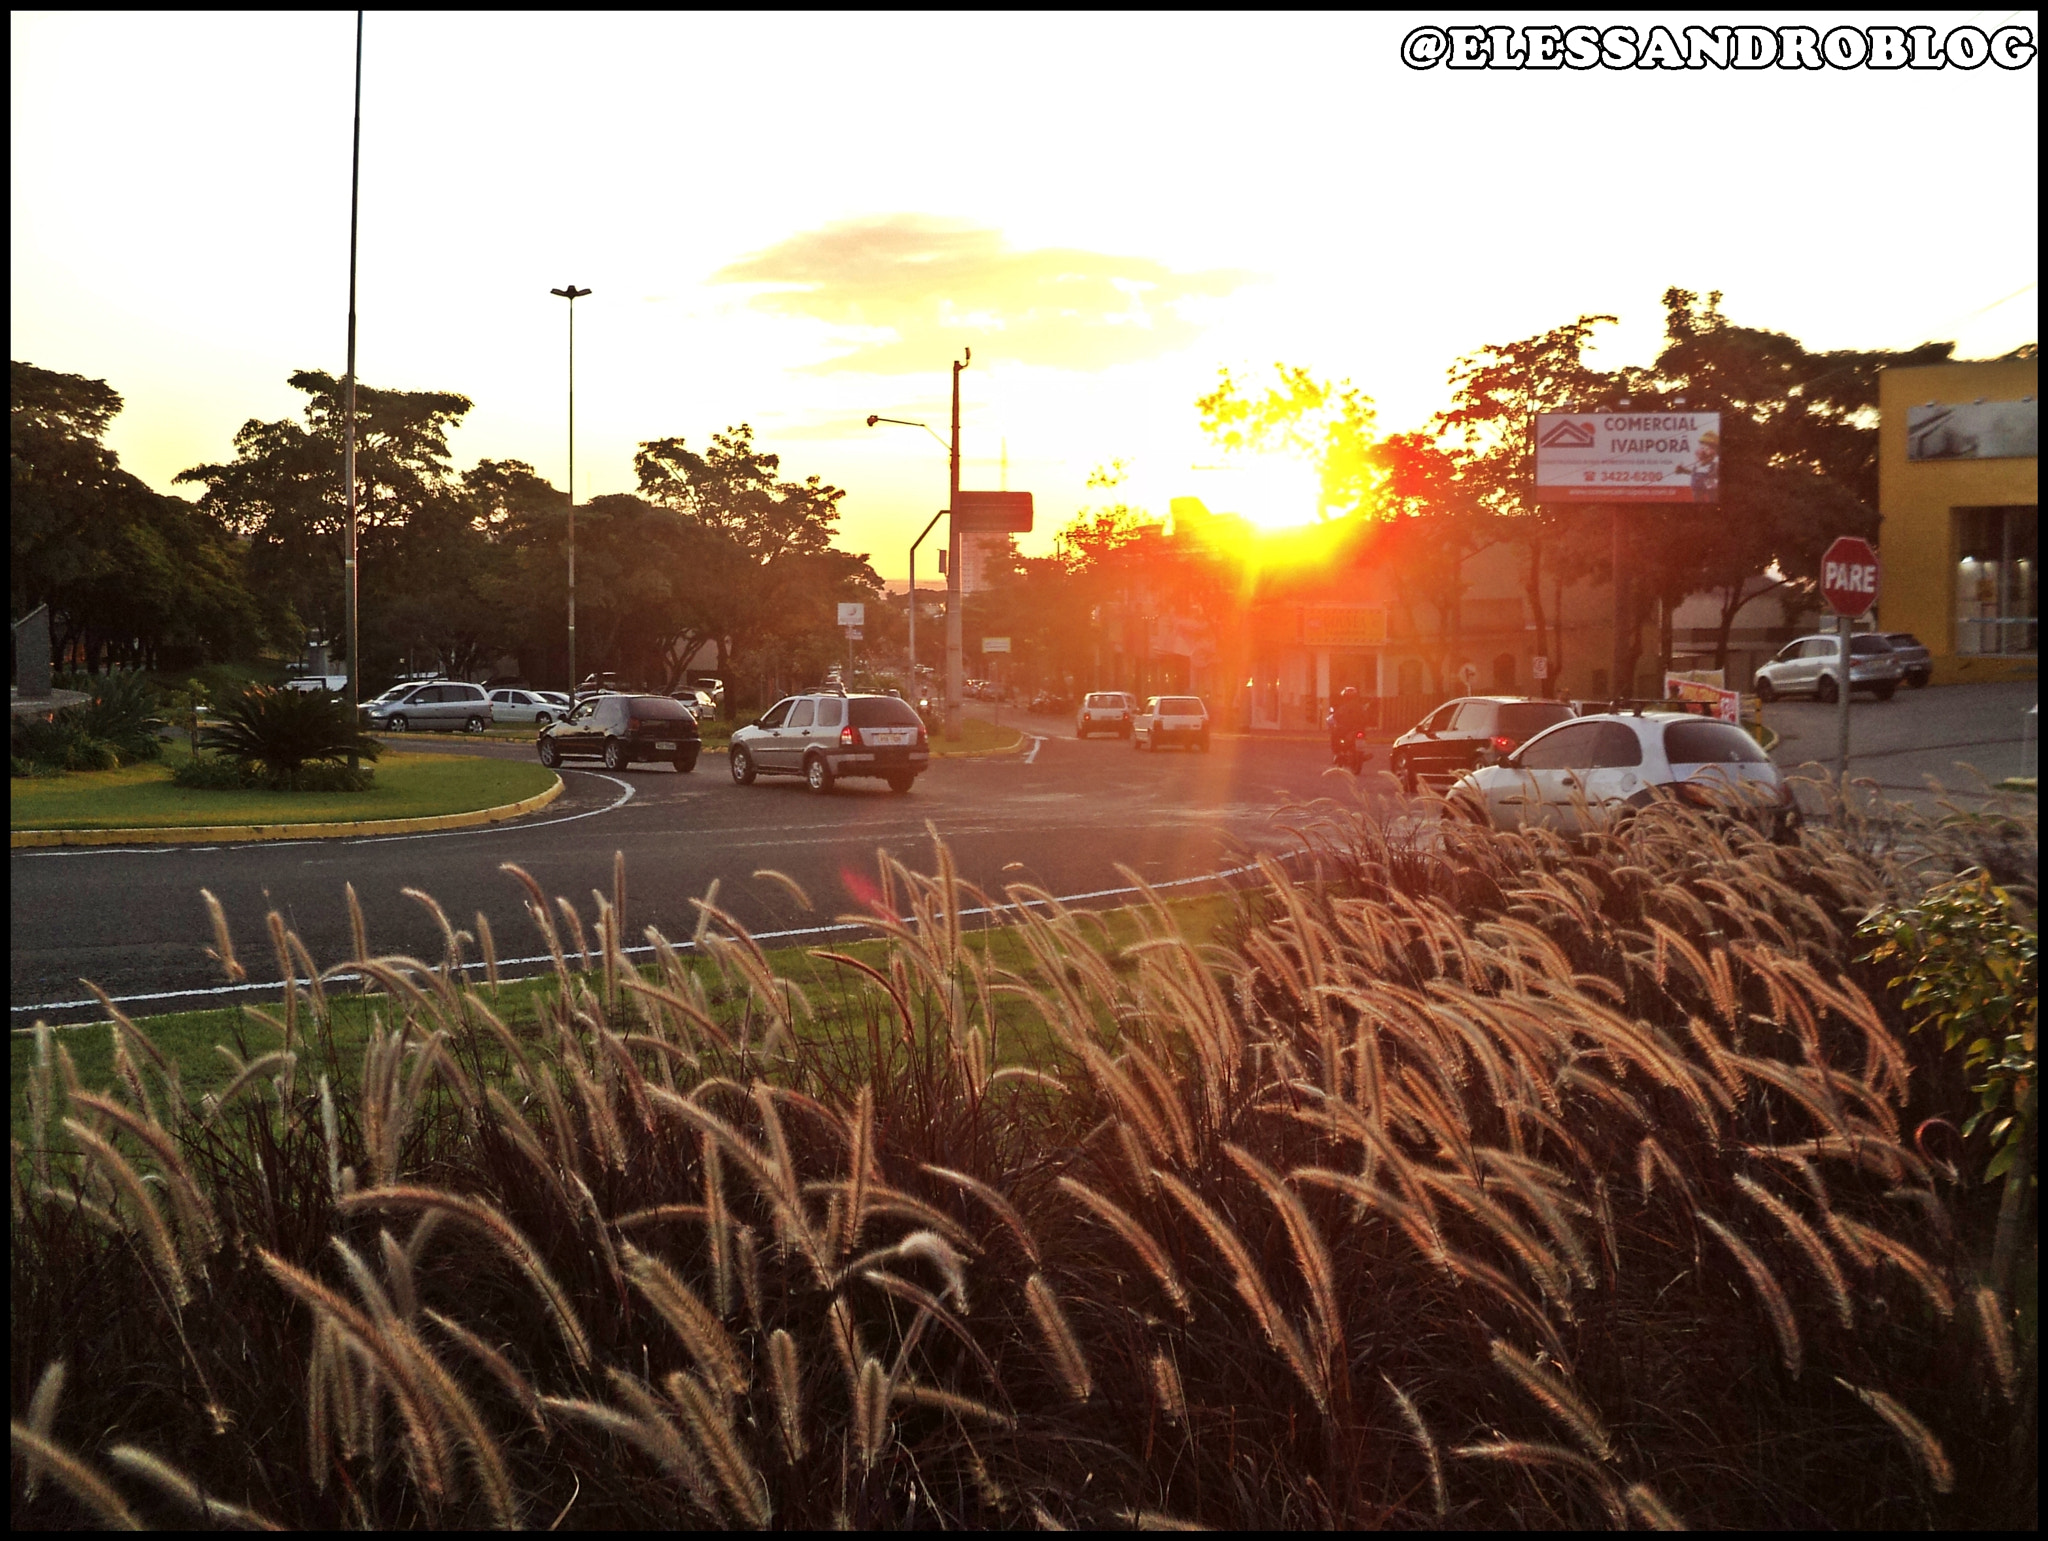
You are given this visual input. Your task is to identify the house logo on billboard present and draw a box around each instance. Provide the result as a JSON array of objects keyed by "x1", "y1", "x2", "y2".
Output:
[{"x1": 1537, "y1": 418, "x2": 1597, "y2": 450}]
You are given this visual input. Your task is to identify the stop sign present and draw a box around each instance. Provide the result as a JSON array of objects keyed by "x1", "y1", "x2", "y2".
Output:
[{"x1": 1820, "y1": 536, "x2": 1880, "y2": 617}]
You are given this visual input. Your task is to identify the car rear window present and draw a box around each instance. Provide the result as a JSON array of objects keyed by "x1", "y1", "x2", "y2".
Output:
[
  {"x1": 1160, "y1": 697, "x2": 1204, "y2": 714},
  {"x1": 1498, "y1": 702, "x2": 1574, "y2": 740},
  {"x1": 626, "y1": 696, "x2": 691, "y2": 719},
  {"x1": 850, "y1": 697, "x2": 923, "y2": 727},
  {"x1": 1085, "y1": 693, "x2": 1121, "y2": 708},
  {"x1": 1664, "y1": 720, "x2": 1769, "y2": 764},
  {"x1": 1849, "y1": 635, "x2": 1894, "y2": 655}
]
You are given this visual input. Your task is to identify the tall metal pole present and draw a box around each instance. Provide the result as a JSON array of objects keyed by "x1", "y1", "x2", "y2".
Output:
[
  {"x1": 908, "y1": 507, "x2": 944, "y2": 700},
  {"x1": 1609, "y1": 504, "x2": 1629, "y2": 702},
  {"x1": 342, "y1": 11, "x2": 363, "y2": 767},
  {"x1": 946, "y1": 352, "x2": 967, "y2": 737},
  {"x1": 1835, "y1": 611, "x2": 1853, "y2": 786},
  {"x1": 551, "y1": 285, "x2": 591, "y2": 696}
]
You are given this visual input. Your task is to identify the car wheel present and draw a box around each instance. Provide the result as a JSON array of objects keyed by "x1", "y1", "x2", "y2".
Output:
[
  {"x1": 1197, "y1": 734, "x2": 1210, "y2": 753},
  {"x1": 538, "y1": 737, "x2": 561, "y2": 768},
  {"x1": 672, "y1": 753, "x2": 697, "y2": 774},
  {"x1": 389, "y1": 713, "x2": 409, "y2": 733},
  {"x1": 806, "y1": 755, "x2": 834, "y2": 794},
  {"x1": 603, "y1": 737, "x2": 628, "y2": 771},
  {"x1": 1119, "y1": 724, "x2": 1131, "y2": 739},
  {"x1": 887, "y1": 774, "x2": 915, "y2": 794},
  {"x1": 464, "y1": 715, "x2": 486, "y2": 734},
  {"x1": 1815, "y1": 675, "x2": 1838, "y2": 705},
  {"x1": 1133, "y1": 732, "x2": 1144, "y2": 750},
  {"x1": 1908, "y1": 671, "x2": 1930, "y2": 689},
  {"x1": 1873, "y1": 683, "x2": 1896, "y2": 702},
  {"x1": 731, "y1": 745, "x2": 757, "y2": 785},
  {"x1": 1754, "y1": 678, "x2": 1776, "y2": 704},
  {"x1": 535, "y1": 711, "x2": 554, "y2": 726}
]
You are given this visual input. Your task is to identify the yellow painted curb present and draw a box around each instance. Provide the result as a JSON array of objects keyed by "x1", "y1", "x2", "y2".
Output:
[
  {"x1": 12, "y1": 775, "x2": 563, "y2": 848},
  {"x1": 932, "y1": 729, "x2": 1028, "y2": 759}
]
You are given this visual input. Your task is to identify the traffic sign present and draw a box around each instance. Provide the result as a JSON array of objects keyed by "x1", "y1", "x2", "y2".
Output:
[
  {"x1": 1820, "y1": 536, "x2": 1879, "y2": 617},
  {"x1": 836, "y1": 602, "x2": 866, "y2": 627},
  {"x1": 982, "y1": 637, "x2": 1011, "y2": 653},
  {"x1": 1531, "y1": 655, "x2": 1549, "y2": 680}
]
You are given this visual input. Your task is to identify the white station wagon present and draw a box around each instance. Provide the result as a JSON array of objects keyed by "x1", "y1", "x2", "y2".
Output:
[{"x1": 1453, "y1": 710, "x2": 1794, "y2": 838}]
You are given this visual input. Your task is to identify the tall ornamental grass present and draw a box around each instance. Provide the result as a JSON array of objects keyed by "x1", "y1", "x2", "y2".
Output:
[{"x1": 10, "y1": 779, "x2": 2036, "y2": 1529}]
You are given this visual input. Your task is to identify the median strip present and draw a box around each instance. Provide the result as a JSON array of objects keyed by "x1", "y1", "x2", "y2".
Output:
[{"x1": 11, "y1": 774, "x2": 563, "y2": 848}]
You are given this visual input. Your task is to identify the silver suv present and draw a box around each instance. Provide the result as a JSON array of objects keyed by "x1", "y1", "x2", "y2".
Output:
[
  {"x1": 1754, "y1": 633, "x2": 1902, "y2": 704},
  {"x1": 364, "y1": 679, "x2": 494, "y2": 733},
  {"x1": 729, "y1": 691, "x2": 930, "y2": 793}
]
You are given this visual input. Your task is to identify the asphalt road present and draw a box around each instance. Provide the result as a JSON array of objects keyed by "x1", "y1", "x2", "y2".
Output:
[
  {"x1": 11, "y1": 730, "x2": 1349, "y2": 1024},
  {"x1": 13, "y1": 681, "x2": 2032, "y2": 1024}
]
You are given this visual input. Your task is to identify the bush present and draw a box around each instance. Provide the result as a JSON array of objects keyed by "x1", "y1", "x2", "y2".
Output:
[
  {"x1": 11, "y1": 791, "x2": 2037, "y2": 1530},
  {"x1": 55, "y1": 669, "x2": 165, "y2": 763},
  {"x1": 198, "y1": 684, "x2": 381, "y2": 781},
  {"x1": 7, "y1": 713, "x2": 120, "y2": 773},
  {"x1": 171, "y1": 752, "x2": 376, "y2": 793}
]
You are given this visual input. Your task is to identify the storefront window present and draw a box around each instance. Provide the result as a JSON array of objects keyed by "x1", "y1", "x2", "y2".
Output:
[{"x1": 1954, "y1": 506, "x2": 2039, "y2": 656}]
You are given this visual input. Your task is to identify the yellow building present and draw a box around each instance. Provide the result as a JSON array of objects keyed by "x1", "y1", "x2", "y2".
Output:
[{"x1": 1878, "y1": 357, "x2": 2038, "y2": 679}]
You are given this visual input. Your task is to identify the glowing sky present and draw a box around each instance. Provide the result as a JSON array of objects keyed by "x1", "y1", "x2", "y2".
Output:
[{"x1": 11, "y1": 11, "x2": 2038, "y2": 570}]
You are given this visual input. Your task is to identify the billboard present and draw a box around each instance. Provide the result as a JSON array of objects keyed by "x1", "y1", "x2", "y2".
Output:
[
  {"x1": 953, "y1": 491, "x2": 1034, "y2": 533},
  {"x1": 1535, "y1": 411, "x2": 1722, "y2": 502},
  {"x1": 1906, "y1": 399, "x2": 2038, "y2": 461}
]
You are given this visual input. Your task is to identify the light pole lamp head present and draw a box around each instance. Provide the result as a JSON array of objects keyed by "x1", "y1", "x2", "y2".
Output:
[
  {"x1": 551, "y1": 285, "x2": 592, "y2": 300},
  {"x1": 866, "y1": 414, "x2": 880, "y2": 427}
]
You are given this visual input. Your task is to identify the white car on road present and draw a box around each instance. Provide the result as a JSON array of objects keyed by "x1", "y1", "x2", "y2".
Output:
[
  {"x1": 489, "y1": 687, "x2": 570, "y2": 726},
  {"x1": 1754, "y1": 632, "x2": 1902, "y2": 703},
  {"x1": 1454, "y1": 709, "x2": 1794, "y2": 838},
  {"x1": 1134, "y1": 694, "x2": 1211, "y2": 752},
  {"x1": 1076, "y1": 691, "x2": 1135, "y2": 739}
]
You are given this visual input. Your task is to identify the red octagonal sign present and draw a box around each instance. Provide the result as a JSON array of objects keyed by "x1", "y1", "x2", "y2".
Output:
[{"x1": 1820, "y1": 535, "x2": 1880, "y2": 617}]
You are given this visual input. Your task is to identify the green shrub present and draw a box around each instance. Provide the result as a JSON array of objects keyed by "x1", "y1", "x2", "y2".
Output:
[
  {"x1": 171, "y1": 752, "x2": 375, "y2": 793},
  {"x1": 7, "y1": 713, "x2": 120, "y2": 773},
  {"x1": 198, "y1": 685, "x2": 381, "y2": 781},
  {"x1": 55, "y1": 670, "x2": 165, "y2": 763}
]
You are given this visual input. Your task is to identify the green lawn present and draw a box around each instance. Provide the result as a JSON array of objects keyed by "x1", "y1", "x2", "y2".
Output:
[
  {"x1": 10, "y1": 744, "x2": 557, "y2": 831},
  {"x1": 10, "y1": 892, "x2": 1242, "y2": 1138}
]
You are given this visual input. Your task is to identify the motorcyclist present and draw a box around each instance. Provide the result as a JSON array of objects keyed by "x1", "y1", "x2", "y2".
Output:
[{"x1": 1329, "y1": 685, "x2": 1370, "y2": 767}]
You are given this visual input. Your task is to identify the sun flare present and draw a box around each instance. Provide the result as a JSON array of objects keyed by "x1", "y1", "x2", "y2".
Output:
[{"x1": 1176, "y1": 456, "x2": 1323, "y2": 533}]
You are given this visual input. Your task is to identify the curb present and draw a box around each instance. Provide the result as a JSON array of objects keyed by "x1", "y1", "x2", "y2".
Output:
[
  {"x1": 11, "y1": 775, "x2": 563, "y2": 849},
  {"x1": 932, "y1": 730, "x2": 1028, "y2": 759}
]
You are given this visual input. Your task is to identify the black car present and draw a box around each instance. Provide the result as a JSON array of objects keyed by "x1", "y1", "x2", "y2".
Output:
[
  {"x1": 536, "y1": 693, "x2": 700, "y2": 772},
  {"x1": 1389, "y1": 696, "x2": 1576, "y2": 794}
]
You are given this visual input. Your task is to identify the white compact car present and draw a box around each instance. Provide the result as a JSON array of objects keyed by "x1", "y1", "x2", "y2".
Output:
[
  {"x1": 489, "y1": 687, "x2": 567, "y2": 726},
  {"x1": 1133, "y1": 694, "x2": 1211, "y2": 752},
  {"x1": 1076, "y1": 691, "x2": 1135, "y2": 739},
  {"x1": 1453, "y1": 709, "x2": 1794, "y2": 838},
  {"x1": 1753, "y1": 633, "x2": 1902, "y2": 703}
]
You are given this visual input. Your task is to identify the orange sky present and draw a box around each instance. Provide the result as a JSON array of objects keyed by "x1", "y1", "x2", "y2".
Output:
[{"x1": 11, "y1": 11, "x2": 2038, "y2": 571}]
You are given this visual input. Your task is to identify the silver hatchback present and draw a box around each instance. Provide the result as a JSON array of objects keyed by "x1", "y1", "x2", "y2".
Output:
[
  {"x1": 1753, "y1": 633, "x2": 1902, "y2": 704},
  {"x1": 729, "y1": 691, "x2": 929, "y2": 793},
  {"x1": 364, "y1": 680, "x2": 494, "y2": 733}
]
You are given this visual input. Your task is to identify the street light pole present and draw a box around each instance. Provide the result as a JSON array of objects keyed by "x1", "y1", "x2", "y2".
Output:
[
  {"x1": 907, "y1": 507, "x2": 945, "y2": 690},
  {"x1": 342, "y1": 11, "x2": 363, "y2": 768},
  {"x1": 947, "y1": 350, "x2": 968, "y2": 738},
  {"x1": 550, "y1": 284, "x2": 591, "y2": 697}
]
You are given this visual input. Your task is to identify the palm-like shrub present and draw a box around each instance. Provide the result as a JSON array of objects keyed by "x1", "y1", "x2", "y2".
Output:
[
  {"x1": 63, "y1": 670, "x2": 165, "y2": 763},
  {"x1": 198, "y1": 685, "x2": 381, "y2": 782}
]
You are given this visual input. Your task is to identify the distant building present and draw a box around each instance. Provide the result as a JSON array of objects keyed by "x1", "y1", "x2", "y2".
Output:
[{"x1": 1878, "y1": 355, "x2": 2038, "y2": 679}]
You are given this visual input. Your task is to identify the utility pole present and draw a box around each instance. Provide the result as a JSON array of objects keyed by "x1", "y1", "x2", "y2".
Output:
[
  {"x1": 550, "y1": 285, "x2": 591, "y2": 696},
  {"x1": 908, "y1": 507, "x2": 944, "y2": 695},
  {"x1": 946, "y1": 349, "x2": 969, "y2": 738},
  {"x1": 342, "y1": 11, "x2": 364, "y2": 769},
  {"x1": 1609, "y1": 504, "x2": 1630, "y2": 701}
]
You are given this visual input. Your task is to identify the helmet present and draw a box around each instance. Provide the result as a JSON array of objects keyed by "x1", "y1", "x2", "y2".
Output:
[{"x1": 1340, "y1": 685, "x2": 1360, "y2": 700}]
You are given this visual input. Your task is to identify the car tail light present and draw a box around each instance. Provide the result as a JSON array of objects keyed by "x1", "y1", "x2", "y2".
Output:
[
  {"x1": 840, "y1": 724, "x2": 856, "y2": 747},
  {"x1": 916, "y1": 723, "x2": 928, "y2": 747},
  {"x1": 627, "y1": 717, "x2": 643, "y2": 735},
  {"x1": 1490, "y1": 734, "x2": 1515, "y2": 753}
]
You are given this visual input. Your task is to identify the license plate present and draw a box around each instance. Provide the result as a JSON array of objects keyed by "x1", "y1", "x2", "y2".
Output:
[
  {"x1": 656, "y1": 741, "x2": 677, "y2": 751},
  {"x1": 868, "y1": 729, "x2": 913, "y2": 746}
]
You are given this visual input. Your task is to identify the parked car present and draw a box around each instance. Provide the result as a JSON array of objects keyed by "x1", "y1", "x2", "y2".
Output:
[
  {"x1": 1753, "y1": 632, "x2": 1902, "y2": 703},
  {"x1": 1454, "y1": 709, "x2": 1795, "y2": 838},
  {"x1": 1134, "y1": 694, "x2": 1211, "y2": 752},
  {"x1": 1879, "y1": 632, "x2": 1933, "y2": 689},
  {"x1": 489, "y1": 687, "x2": 566, "y2": 726},
  {"x1": 363, "y1": 680, "x2": 494, "y2": 734},
  {"x1": 672, "y1": 687, "x2": 719, "y2": 721},
  {"x1": 1076, "y1": 691, "x2": 1135, "y2": 739},
  {"x1": 690, "y1": 676, "x2": 728, "y2": 713},
  {"x1": 728, "y1": 690, "x2": 929, "y2": 793},
  {"x1": 283, "y1": 672, "x2": 350, "y2": 694},
  {"x1": 1389, "y1": 696, "x2": 1576, "y2": 794},
  {"x1": 536, "y1": 693, "x2": 700, "y2": 772}
]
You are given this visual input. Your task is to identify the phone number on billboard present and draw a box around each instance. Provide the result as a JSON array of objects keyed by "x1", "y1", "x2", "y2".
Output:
[{"x1": 1589, "y1": 471, "x2": 1673, "y2": 482}]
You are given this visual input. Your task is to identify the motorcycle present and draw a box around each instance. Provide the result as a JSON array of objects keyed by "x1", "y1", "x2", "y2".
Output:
[{"x1": 1334, "y1": 731, "x2": 1372, "y2": 775}]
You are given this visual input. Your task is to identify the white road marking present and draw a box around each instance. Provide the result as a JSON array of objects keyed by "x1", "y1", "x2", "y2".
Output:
[
  {"x1": 10, "y1": 857, "x2": 1282, "y2": 1025},
  {"x1": 10, "y1": 771, "x2": 635, "y2": 859},
  {"x1": 1022, "y1": 735, "x2": 1046, "y2": 764}
]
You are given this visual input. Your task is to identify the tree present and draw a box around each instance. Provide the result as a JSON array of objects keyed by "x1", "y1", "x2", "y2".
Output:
[
  {"x1": 1367, "y1": 430, "x2": 1497, "y2": 691},
  {"x1": 1648, "y1": 290, "x2": 1949, "y2": 671},
  {"x1": 12, "y1": 360, "x2": 275, "y2": 670},
  {"x1": 176, "y1": 371, "x2": 478, "y2": 675},
  {"x1": 1434, "y1": 316, "x2": 1626, "y2": 677},
  {"x1": 1195, "y1": 364, "x2": 1378, "y2": 517}
]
